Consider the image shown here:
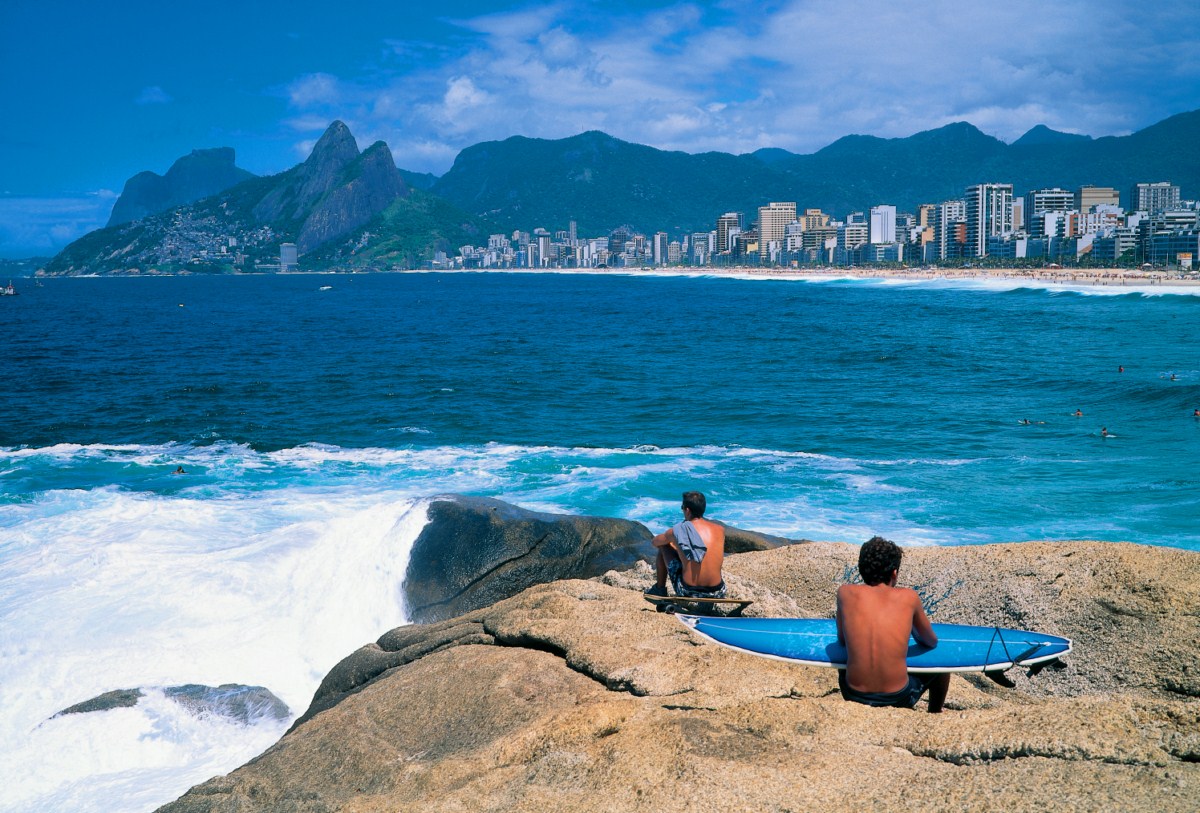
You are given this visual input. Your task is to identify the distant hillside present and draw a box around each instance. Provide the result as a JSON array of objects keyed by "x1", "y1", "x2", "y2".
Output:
[
  {"x1": 432, "y1": 110, "x2": 1200, "y2": 235},
  {"x1": 107, "y1": 148, "x2": 255, "y2": 226},
  {"x1": 47, "y1": 109, "x2": 1200, "y2": 273},
  {"x1": 45, "y1": 122, "x2": 474, "y2": 275}
]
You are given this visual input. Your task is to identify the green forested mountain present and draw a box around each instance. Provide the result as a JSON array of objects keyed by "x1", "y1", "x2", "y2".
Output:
[
  {"x1": 46, "y1": 110, "x2": 1200, "y2": 273},
  {"x1": 432, "y1": 110, "x2": 1200, "y2": 235}
]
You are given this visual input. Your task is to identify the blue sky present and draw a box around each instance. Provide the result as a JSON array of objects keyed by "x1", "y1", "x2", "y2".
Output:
[{"x1": 2, "y1": 0, "x2": 1198, "y2": 258}]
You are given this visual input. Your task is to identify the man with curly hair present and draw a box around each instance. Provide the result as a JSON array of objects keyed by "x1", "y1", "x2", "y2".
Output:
[{"x1": 835, "y1": 536, "x2": 949, "y2": 712}]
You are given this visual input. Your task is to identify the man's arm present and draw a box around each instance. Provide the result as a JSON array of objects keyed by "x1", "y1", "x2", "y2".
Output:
[
  {"x1": 910, "y1": 591, "x2": 938, "y2": 648},
  {"x1": 651, "y1": 528, "x2": 676, "y2": 549}
]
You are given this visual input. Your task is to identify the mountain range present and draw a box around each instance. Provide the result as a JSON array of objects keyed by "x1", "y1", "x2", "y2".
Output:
[{"x1": 45, "y1": 109, "x2": 1200, "y2": 274}]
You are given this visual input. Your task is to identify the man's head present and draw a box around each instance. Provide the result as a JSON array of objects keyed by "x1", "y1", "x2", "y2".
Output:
[
  {"x1": 681, "y1": 491, "x2": 706, "y2": 518},
  {"x1": 858, "y1": 536, "x2": 902, "y2": 585}
]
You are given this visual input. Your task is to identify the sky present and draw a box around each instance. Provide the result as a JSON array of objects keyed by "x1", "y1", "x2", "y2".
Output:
[{"x1": 2, "y1": 0, "x2": 1198, "y2": 258}]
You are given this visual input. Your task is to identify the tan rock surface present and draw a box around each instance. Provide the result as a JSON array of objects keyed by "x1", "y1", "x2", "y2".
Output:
[{"x1": 159, "y1": 542, "x2": 1200, "y2": 812}]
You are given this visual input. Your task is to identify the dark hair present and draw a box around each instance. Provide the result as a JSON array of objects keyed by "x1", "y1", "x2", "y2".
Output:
[
  {"x1": 682, "y1": 491, "x2": 706, "y2": 518},
  {"x1": 858, "y1": 536, "x2": 902, "y2": 585}
]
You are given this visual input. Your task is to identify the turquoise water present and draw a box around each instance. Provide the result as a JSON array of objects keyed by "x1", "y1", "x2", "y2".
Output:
[
  {"x1": 4, "y1": 272, "x2": 1199, "y2": 546},
  {"x1": 1, "y1": 271, "x2": 1198, "y2": 812}
]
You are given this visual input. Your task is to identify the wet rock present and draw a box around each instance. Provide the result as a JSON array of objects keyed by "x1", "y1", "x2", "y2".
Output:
[
  {"x1": 403, "y1": 495, "x2": 651, "y2": 622},
  {"x1": 54, "y1": 684, "x2": 288, "y2": 724}
]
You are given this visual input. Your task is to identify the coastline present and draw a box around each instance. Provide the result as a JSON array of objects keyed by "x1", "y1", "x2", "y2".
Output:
[
  {"x1": 606, "y1": 264, "x2": 1200, "y2": 291},
  {"x1": 32, "y1": 265, "x2": 1200, "y2": 292}
]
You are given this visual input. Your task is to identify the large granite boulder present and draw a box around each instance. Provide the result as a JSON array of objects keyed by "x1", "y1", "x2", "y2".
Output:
[
  {"x1": 402, "y1": 495, "x2": 652, "y2": 622},
  {"x1": 160, "y1": 540, "x2": 1200, "y2": 812}
]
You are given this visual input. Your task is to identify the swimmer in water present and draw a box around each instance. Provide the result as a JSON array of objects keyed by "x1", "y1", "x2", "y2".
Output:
[
  {"x1": 1118, "y1": 365, "x2": 1124, "y2": 373},
  {"x1": 1194, "y1": 409, "x2": 1199, "y2": 417},
  {"x1": 173, "y1": 466, "x2": 186, "y2": 475},
  {"x1": 1073, "y1": 409, "x2": 1083, "y2": 417},
  {"x1": 1101, "y1": 427, "x2": 1110, "y2": 438}
]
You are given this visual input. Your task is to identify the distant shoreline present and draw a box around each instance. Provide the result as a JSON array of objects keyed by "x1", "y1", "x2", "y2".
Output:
[
  {"x1": 32, "y1": 265, "x2": 1200, "y2": 290},
  {"x1": 611, "y1": 265, "x2": 1200, "y2": 288}
]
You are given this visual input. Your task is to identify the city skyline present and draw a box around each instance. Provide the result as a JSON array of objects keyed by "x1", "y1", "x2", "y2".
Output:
[{"x1": 3, "y1": 0, "x2": 1200, "y2": 258}]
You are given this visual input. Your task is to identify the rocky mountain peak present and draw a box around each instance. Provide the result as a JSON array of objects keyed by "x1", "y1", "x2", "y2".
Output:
[
  {"x1": 306, "y1": 120, "x2": 360, "y2": 170},
  {"x1": 107, "y1": 147, "x2": 254, "y2": 227}
]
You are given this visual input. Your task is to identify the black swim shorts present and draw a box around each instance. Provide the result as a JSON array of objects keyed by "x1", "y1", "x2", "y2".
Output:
[{"x1": 838, "y1": 670, "x2": 933, "y2": 709}]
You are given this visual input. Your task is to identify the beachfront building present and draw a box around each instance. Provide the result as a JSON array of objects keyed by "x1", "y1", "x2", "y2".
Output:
[
  {"x1": 280, "y1": 242, "x2": 298, "y2": 271},
  {"x1": 1076, "y1": 186, "x2": 1121, "y2": 214},
  {"x1": 758, "y1": 202, "x2": 797, "y2": 260},
  {"x1": 653, "y1": 232, "x2": 668, "y2": 265},
  {"x1": 931, "y1": 200, "x2": 967, "y2": 261},
  {"x1": 869, "y1": 205, "x2": 897, "y2": 244},
  {"x1": 966, "y1": 183, "x2": 1014, "y2": 257},
  {"x1": 1024, "y1": 188, "x2": 1075, "y2": 239},
  {"x1": 715, "y1": 212, "x2": 743, "y2": 258},
  {"x1": 1129, "y1": 182, "x2": 1180, "y2": 214}
]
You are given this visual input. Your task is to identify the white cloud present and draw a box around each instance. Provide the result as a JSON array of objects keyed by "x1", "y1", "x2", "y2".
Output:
[
  {"x1": 287, "y1": 73, "x2": 345, "y2": 107},
  {"x1": 272, "y1": 0, "x2": 1200, "y2": 174},
  {"x1": 135, "y1": 86, "x2": 172, "y2": 105},
  {"x1": 0, "y1": 191, "x2": 117, "y2": 258}
]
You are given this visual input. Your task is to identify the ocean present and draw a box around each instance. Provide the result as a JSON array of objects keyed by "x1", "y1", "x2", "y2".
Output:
[{"x1": 2, "y1": 271, "x2": 1198, "y2": 811}]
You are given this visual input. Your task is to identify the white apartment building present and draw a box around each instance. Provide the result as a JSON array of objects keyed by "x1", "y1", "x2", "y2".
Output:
[
  {"x1": 1130, "y1": 182, "x2": 1180, "y2": 214},
  {"x1": 966, "y1": 183, "x2": 1014, "y2": 257},
  {"x1": 869, "y1": 205, "x2": 897, "y2": 244}
]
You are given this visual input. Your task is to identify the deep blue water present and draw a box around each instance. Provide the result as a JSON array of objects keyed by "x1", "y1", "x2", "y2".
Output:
[{"x1": 3, "y1": 271, "x2": 1199, "y2": 547}]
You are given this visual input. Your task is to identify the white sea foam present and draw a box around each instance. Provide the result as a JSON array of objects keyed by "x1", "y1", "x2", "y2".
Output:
[{"x1": 0, "y1": 485, "x2": 428, "y2": 813}]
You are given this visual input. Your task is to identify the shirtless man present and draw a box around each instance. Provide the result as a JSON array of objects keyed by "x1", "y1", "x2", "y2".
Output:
[
  {"x1": 835, "y1": 536, "x2": 949, "y2": 712},
  {"x1": 645, "y1": 491, "x2": 726, "y2": 598}
]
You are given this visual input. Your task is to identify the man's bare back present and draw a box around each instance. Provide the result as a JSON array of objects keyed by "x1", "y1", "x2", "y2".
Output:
[
  {"x1": 835, "y1": 536, "x2": 949, "y2": 712},
  {"x1": 836, "y1": 581, "x2": 935, "y2": 693}
]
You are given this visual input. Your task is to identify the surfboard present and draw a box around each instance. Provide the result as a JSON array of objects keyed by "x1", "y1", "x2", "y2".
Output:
[{"x1": 679, "y1": 616, "x2": 1071, "y2": 674}]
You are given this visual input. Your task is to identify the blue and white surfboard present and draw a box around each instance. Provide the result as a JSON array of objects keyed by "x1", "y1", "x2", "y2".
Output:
[{"x1": 680, "y1": 616, "x2": 1071, "y2": 673}]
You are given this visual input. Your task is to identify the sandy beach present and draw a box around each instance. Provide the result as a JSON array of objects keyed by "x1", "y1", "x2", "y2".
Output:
[{"x1": 626, "y1": 265, "x2": 1200, "y2": 289}]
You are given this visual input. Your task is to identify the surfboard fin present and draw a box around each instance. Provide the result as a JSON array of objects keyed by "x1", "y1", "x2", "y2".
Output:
[
  {"x1": 1027, "y1": 658, "x2": 1067, "y2": 678},
  {"x1": 984, "y1": 670, "x2": 1017, "y2": 688}
]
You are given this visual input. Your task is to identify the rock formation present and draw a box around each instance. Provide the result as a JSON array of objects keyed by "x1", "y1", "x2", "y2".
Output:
[
  {"x1": 402, "y1": 495, "x2": 651, "y2": 623},
  {"x1": 55, "y1": 683, "x2": 289, "y2": 724},
  {"x1": 158, "y1": 539, "x2": 1200, "y2": 812},
  {"x1": 108, "y1": 148, "x2": 255, "y2": 227}
]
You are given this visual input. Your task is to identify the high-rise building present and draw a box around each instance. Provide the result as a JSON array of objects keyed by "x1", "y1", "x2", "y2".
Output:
[
  {"x1": 837, "y1": 223, "x2": 869, "y2": 251},
  {"x1": 869, "y1": 205, "x2": 897, "y2": 244},
  {"x1": 716, "y1": 212, "x2": 743, "y2": 254},
  {"x1": 758, "y1": 202, "x2": 797, "y2": 260},
  {"x1": 917, "y1": 204, "x2": 936, "y2": 230},
  {"x1": 280, "y1": 242, "x2": 298, "y2": 271},
  {"x1": 1129, "y1": 182, "x2": 1181, "y2": 214},
  {"x1": 653, "y1": 232, "x2": 669, "y2": 265},
  {"x1": 965, "y1": 183, "x2": 1014, "y2": 257},
  {"x1": 1075, "y1": 186, "x2": 1120, "y2": 214},
  {"x1": 932, "y1": 200, "x2": 966, "y2": 261},
  {"x1": 1024, "y1": 188, "x2": 1074, "y2": 239},
  {"x1": 799, "y1": 208, "x2": 830, "y2": 231}
]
